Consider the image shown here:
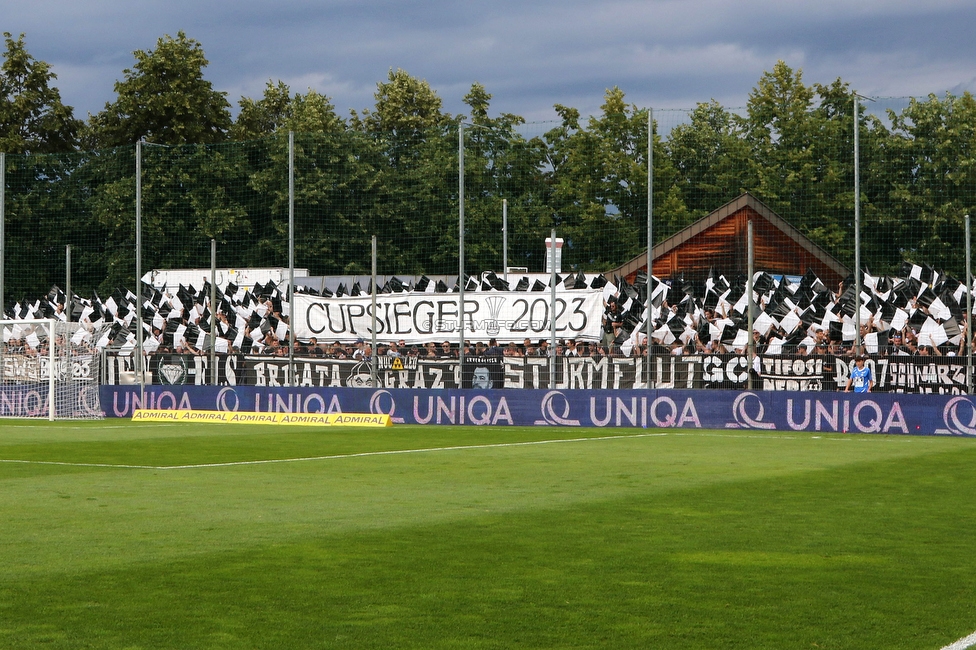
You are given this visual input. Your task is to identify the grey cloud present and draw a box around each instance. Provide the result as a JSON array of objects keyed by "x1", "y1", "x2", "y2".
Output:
[{"x1": 4, "y1": 0, "x2": 976, "y2": 125}]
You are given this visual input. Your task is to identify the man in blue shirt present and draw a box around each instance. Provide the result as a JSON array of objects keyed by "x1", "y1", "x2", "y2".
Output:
[{"x1": 845, "y1": 354, "x2": 873, "y2": 393}]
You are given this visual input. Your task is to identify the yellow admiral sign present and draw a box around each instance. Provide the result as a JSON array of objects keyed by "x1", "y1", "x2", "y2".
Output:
[{"x1": 132, "y1": 409, "x2": 392, "y2": 427}]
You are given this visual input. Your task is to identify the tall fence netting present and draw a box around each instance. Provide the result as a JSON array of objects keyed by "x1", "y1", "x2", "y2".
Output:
[{"x1": 2, "y1": 91, "x2": 975, "y2": 396}]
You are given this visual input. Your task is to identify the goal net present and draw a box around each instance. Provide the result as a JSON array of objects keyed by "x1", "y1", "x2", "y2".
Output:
[{"x1": 0, "y1": 319, "x2": 103, "y2": 420}]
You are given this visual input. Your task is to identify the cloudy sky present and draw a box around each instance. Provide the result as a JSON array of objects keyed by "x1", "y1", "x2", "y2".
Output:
[{"x1": 5, "y1": 0, "x2": 976, "y2": 124}]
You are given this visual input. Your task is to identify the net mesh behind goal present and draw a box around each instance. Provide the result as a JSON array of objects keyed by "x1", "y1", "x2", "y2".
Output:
[{"x1": 0, "y1": 319, "x2": 103, "y2": 419}]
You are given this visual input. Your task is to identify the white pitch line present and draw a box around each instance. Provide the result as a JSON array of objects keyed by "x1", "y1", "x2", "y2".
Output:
[
  {"x1": 942, "y1": 631, "x2": 976, "y2": 650},
  {"x1": 0, "y1": 432, "x2": 671, "y2": 471}
]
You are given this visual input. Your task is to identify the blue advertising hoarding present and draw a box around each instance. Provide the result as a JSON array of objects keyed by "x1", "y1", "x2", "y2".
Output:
[{"x1": 99, "y1": 385, "x2": 976, "y2": 437}]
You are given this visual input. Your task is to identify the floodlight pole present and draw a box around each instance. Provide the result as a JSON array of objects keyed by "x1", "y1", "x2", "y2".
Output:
[
  {"x1": 747, "y1": 218, "x2": 755, "y2": 390},
  {"x1": 967, "y1": 214, "x2": 972, "y2": 394},
  {"x1": 210, "y1": 239, "x2": 217, "y2": 385},
  {"x1": 459, "y1": 125, "x2": 466, "y2": 380},
  {"x1": 135, "y1": 140, "x2": 145, "y2": 403},
  {"x1": 854, "y1": 93, "x2": 863, "y2": 356},
  {"x1": 550, "y1": 228, "x2": 557, "y2": 389},
  {"x1": 0, "y1": 151, "x2": 4, "y2": 313},
  {"x1": 0, "y1": 151, "x2": 5, "y2": 314},
  {"x1": 371, "y1": 235, "x2": 378, "y2": 389},
  {"x1": 646, "y1": 107, "x2": 654, "y2": 389},
  {"x1": 65, "y1": 245, "x2": 71, "y2": 323},
  {"x1": 288, "y1": 131, "x2": 295, "y2": 387},
  {"x1": 502, "y1": 198, "x2": 508, "y2": 282}
]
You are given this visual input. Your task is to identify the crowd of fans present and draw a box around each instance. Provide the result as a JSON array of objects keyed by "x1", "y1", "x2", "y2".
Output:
[{"x1": 2, "y1": 263, "x2": 973, "y2": 361}]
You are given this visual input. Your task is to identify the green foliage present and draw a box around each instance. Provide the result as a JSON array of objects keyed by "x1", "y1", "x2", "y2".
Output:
[
  {"x1": 0, "y1": 32, "x2": 81, "y2": 154},
  {"x1": 884, "y1": 92, "x2": 976, "y2": 273},
  {"x1": 6, "y1": 46, "x2": 976, "y2": 296},
  {"x1": 231, "y1": 80, "x2": 344, "y2": 140},
  {"x1": 83, "y1": 32, "x2": 231, "y2": 148},
  {"x1": 543, "y1": 88, "x2": 657, "y2": 270}
]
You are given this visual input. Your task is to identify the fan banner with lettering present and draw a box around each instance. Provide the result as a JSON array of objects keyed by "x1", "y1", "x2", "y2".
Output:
[{"x1": 292, "y1": 290, "x2": 606, "y2": 344}]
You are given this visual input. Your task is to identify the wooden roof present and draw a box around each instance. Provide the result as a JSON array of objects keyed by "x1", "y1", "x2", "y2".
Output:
[{"x1": 608, "y1": 193, "x2": 849, "y2": 288}]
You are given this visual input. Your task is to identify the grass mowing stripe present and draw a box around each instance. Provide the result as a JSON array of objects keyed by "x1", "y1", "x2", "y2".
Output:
[
  {"x1": 156, "y1": 431, "x2": 672, "y2": 469},
  {"x1": 0, "y1": 458, "x2": 157, "y2": 469},
  {"x1": 0, "y1": 428, "x2": 924, "y2": 471}
]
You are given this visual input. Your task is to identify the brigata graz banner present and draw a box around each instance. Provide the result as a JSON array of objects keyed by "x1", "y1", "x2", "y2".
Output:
[
  {"x1": 292, "y1": 290, "x2": 606, "y2": 344},
  {"x1": 103, "y1": 352, "x2": 975, "y2": 395},
  {"x1": 100, "y1": 385, "x2": 976, "y2": 436}
]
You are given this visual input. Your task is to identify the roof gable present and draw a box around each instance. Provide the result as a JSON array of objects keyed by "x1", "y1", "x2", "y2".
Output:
[{"x1": 608, "y1": 193, "x2": 849, "y2": 287}]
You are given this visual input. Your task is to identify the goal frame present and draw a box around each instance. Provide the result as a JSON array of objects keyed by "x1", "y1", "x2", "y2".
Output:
[{"x1": 1, "y1": 318, "x2": 79, "y2": 420}]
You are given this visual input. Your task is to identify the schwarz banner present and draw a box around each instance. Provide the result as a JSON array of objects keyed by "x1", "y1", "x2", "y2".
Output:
[
  {"x1": 101, "y1": 385, "x2": 976, "y2": 436},
  {"x1": 292, "y1": 290, "x2": 606, "y2": 344}
]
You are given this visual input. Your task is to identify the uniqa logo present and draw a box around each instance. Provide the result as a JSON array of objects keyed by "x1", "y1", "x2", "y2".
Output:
[
  {"x1": 370, "y1": 389, "x2": 405, "y2": 423},
  {"x1": 728, "y1": 392, "x2": 776, "y2": 429},
  {"x1": 534, "y1": 390, "x2": 581, "y2": 426},
  {"x1": 216, "y1": 387, "x2": 240, "y2": 412},
  {"x1": 941, "y1": 396, "x2": 976, "y2": 435}
]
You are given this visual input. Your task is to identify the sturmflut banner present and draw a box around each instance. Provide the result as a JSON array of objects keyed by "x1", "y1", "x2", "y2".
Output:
[{"x1": 292, "y1": 290, "x2": 607, "y2": 344}]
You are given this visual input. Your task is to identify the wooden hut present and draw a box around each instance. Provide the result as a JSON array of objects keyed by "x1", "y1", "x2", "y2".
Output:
[{"x1": 608, "y1": 193, "x2": 849, "y2": 289}]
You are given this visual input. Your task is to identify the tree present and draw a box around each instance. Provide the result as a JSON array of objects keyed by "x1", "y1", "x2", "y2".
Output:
[
  {"x1": 354, "y1": 68, "x2": 452, "y2": 139},
  {"x1": 458, "y1": 83, "x2": 548, "y2": 273},
  {"x1": 0, "y1": 32, "x2": 81, "y2": 153},
  {"x1": 231, "y1": 80, "x2": 344, "y2": 140},
  {"x1": 884, "y1": 92, "x2": 976, "y2": 275},
  {"x1": 543, "y1": 87, "x2": 664, "y2": 270},
  {"x1": 665, "y1": 100, "x2": 754, "y2": 220},
  {"x1": 84, "y1": 32, "x2": 231, "y2": 147},
  {"x1": 350, "y1": 69, "x2": 459, "y2": 274}
]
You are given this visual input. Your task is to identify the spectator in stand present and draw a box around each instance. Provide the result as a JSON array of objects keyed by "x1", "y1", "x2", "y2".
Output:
[
  {"x1": 887, "y1": 330, "x2": 909, "y2": 355},
  {"x1": 564, "y1": 339, "x2": 580, "y2": 356},
  {"x1": 424, "y1": 342, "x2": 438, "y2": 359},
  {"x1": 438, "y1": 341, "x2": 455, "y2": 358},
  {"x1": 604, "y1": 301, "x2": 623, "y2": 345},
  {"x1": 486, "y1": 338, "x2": 503, "y2": 356},
  {"x1": 538, "y1": 339, "x2": 551, "y2": 357},
  {"x1": 959, "y1": 323, "x2": 976, "y2": 356},
  {"x1": 504, "y1": 342, "x2": 522, "y2": 357}
]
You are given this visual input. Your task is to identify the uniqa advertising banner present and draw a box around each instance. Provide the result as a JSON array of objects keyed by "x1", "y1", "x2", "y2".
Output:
[
  {"x1": 291, "y1": 290, "x2": 607, "y2": 344},
  {"x1": 100, "y1": 385, "x2": 976, "y2": 436}
]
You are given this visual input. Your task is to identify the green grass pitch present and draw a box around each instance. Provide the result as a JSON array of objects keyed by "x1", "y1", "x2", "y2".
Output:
[{"x1": 2, "y1": 419, "x2": 976, "y2": 649}]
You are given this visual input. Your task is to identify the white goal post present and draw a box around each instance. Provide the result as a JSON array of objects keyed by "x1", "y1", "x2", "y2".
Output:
[{"x1": 0, "y1": 318, "x2": 103, "y2": 420}]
